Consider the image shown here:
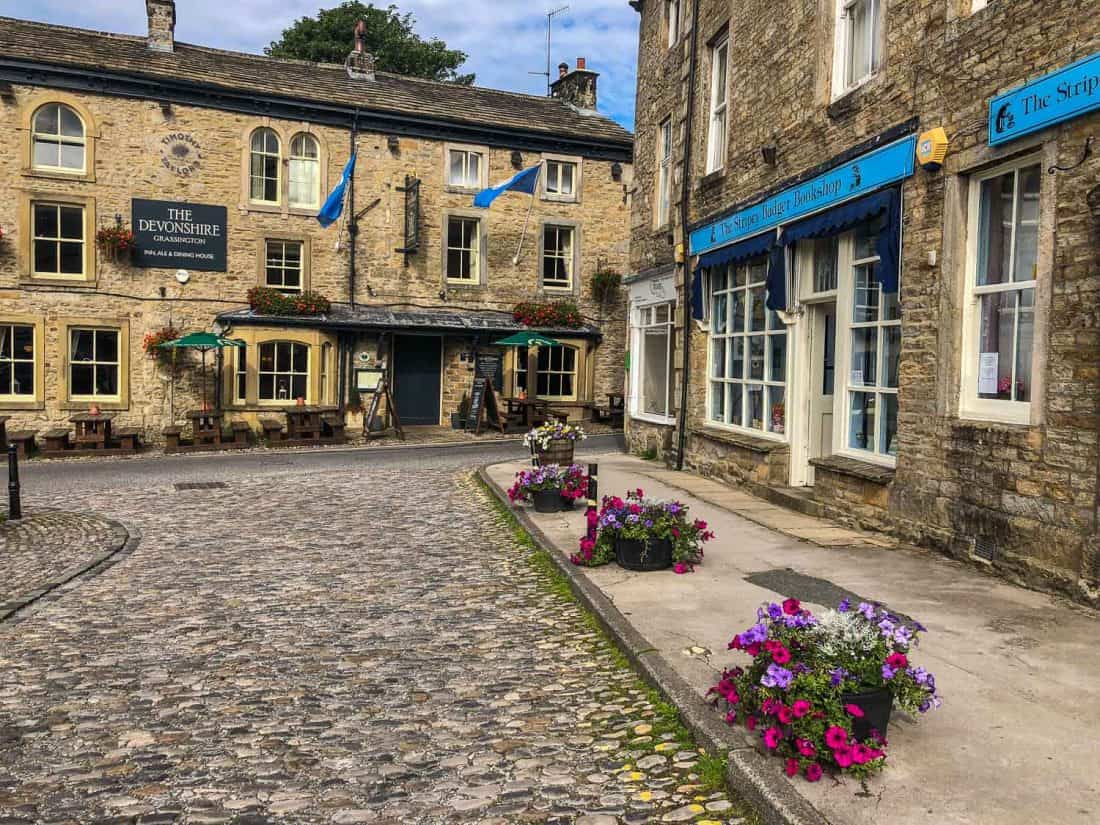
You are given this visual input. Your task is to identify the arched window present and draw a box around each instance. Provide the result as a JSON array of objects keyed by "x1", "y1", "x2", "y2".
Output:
[
  {"x1": 288, "y1": 133, "x2": 320, "y2": 209},
  {"x1": 258, "y1": 341, "x2": 309, "y2": 401},
  {"x1": 32, "y1": 103, "x2": 86, "y2": 172},
  {"x1": 250, "y1": 128, "x2": 281, "y2": 204}
]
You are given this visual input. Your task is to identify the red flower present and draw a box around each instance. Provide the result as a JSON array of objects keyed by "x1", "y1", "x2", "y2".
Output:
[
  {"x1": 771, "y1": 645, "x2": 791, "y2": 665},
  {"x1": 844, "y1": 703, "x2": 865, "y2": 718},
  {"x1": 785, "y1": 758, "x2": 800, "y2": 777},
  {"x1": 782, "y1": 598, "x2": 801, "y2": 615},
  {"x1": 805, "y1": 763, "x2": 823, "y2": 782},
  {"x1": 886, "y1": 652, "x2": 908, "y2": 670},
  {"x1": 777, "y1": 705, "x2": 793, "y2": 724}
]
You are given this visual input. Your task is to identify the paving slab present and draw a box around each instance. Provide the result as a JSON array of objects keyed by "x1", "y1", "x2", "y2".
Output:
[{"x1": 486, "y1": 453, "x2": 1100, "y2": 825}]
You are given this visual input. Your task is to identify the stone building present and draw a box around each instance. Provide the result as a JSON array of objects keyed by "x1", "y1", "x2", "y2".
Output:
[
  {"x1": 0, "y1": 2, "x2": 633, "y2": 439},
  {"x1": 626, "y1": 0, "x2": 1100, "y2": 603}
]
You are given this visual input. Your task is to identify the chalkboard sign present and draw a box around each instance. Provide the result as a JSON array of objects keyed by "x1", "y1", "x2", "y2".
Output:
[
  {"x1": 475, "y1": 353, "x2": 502, "y2": 383},
  {"x1": 362, "y1": 378, "x2": 405, "y2": 440},
  {"x1": 466, "y1": 377, "x2": 488, "y2": 433}
]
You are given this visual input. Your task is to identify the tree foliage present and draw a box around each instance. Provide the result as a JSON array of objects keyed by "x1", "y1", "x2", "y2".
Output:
[{"x1": 266, "y1": 2, "x2": 474, "y2": 85}]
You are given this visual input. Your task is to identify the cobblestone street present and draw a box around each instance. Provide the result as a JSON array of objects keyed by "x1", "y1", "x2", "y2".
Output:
[{"x1": 0, "y1": 448, "x2": 750, "y2": 824}]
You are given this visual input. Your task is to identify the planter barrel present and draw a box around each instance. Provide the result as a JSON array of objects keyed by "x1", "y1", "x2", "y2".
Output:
[
  {"x1": 531, "y1": 488, "x2": 564, "y2": 513},
  {"x1": 841, "y1": 688, "x2": 894, "y2": 740},
  {"x1": 615, "y1": 537, "x2": 673, "y2": 572},
  {"x1": 536, "y1": 440, "x2": 575, "y2": 466}
]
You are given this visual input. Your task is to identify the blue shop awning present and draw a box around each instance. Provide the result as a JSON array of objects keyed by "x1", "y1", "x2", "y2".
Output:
[{"x1": 691, "y1": 231, "x2": 776, "y2": 320}]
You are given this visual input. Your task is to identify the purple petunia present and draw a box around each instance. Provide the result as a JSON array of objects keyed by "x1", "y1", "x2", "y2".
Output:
[
  {"x1": 761, "y1": 664, "x2": 794, "y2": 689},
  {"x1": 838, "y1": 598, "x2": 851, "y2": 612},
  {"x1": 882, "y1": 664, "x2": 897, "y2": 680},
  {"x1": 829, "y1": 667, "x2": 849, "y2": 687},
  {"x1": 767, "y1": 603, "x2": 784, "y2": 620}
]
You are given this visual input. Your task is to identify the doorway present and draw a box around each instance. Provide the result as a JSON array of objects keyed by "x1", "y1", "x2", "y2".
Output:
[
  {"x1": 393, "y1": 335, "x2": 442, "y2": 425},
  {"x1": 805, "y1": 301, "x2": 836, "y2": 485}
]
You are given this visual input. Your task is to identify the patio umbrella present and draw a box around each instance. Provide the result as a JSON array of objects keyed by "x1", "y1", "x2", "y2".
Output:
[
  {"x1": 158, "y1": 332, "x2": 246, "y2": 412},
  {"x1": 493, "y1": 332, "x2": 563, "y2": 398}
]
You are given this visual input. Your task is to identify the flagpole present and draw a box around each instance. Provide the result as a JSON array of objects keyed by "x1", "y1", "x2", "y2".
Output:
[{"x1": 512, "y1": 167, "x2": 541, "y2": 265}]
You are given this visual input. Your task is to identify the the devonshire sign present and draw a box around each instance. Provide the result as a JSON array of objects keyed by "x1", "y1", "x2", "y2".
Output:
[
  {"x1": 131, "y1": 198, "x2": 227, "y2": 271},
  {"x1": 689, "y1": 135, "x2": 917, "y2": 257},
  {"x1": 990, "y1": 52, "x2": 1100, "y2": 146}
]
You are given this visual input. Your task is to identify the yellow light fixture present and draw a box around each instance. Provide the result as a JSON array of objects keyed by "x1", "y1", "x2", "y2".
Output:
[
  {"x1": 917, "y1": 127, "x2": 949, "y2": 171},
  {"x1": 675, "y1": 242, "x2": 685, "y2": 264}
]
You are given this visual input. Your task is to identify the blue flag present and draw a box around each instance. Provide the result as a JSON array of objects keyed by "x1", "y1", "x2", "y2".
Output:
[
  {"x1": 317, "y1": 152, "x2": 357, "y2": 228},
  {"x1": 473, "y1": 165, "x2": 541, "y2": 208}
]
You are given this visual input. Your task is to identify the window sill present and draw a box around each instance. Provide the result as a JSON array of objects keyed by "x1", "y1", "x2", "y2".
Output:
[
  {"x1": 445, "y1": 280, "x2": 485, "y2": 290},
  {"x1": 287, "y1": 206, "x2": 322, "y2": 217},
  {"x1": 698, "y1": 169, "x2": 725, "y2": 190},
  {"x1": 541, "y1": 194, "x2": 579, "y2": 205},
  {"x1": 810, "y1": 453, "x2": 896, "y2": 485},
  {"x1": 0, "y1": 399, "x2": 46, "y2": 412},
  {"x1": 827, "y1": 75, "x2": 878, "y2": 119},
  {"x1": 61, "y1": 400, "x2": 128, "y2": 412},
  {"x1": 21, "y1": 168, "x2": 95, "y2": 184},
  {"x1": 21, "y1": 277, "x2": 97, "y2": 289},
  {"x1": 444, "y1": 184, "x2": 482, "y2": 196},
  {"x1": 694, "y1": 425, "x2": 787, "y2": 453},
  {"x1": 958, "y1": 406, "x2": 1032, "y2": 427},
  {"x1": 631, "y1": 412, "x2": 675, "y2": 427},
  {"x1": 240, "y1": 202, "x2": 283, "y2": 215}
]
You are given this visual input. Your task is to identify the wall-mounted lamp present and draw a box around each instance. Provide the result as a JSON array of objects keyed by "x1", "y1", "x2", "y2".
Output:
[
  {"x1": 510, "y1": 150, "x2": 524, "y2": 169},
  {"x1": 159, "y1": 100, "x2": 173, "y2": 118},
  {"x1": 0, "y1": 82, "x2": 16, "y2": 104},
  {"x1": 611, "y1": 162, "x2": 623, "y2": 182},
  {"x1": 387, "y1": 135, "x2": 401, "y2": 152},
  {"x1": 761, "y1": 144, "x2": 778, "y2": 166}
]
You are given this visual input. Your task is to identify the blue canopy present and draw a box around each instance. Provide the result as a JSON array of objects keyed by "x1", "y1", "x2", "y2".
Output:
[{"x1": 691, "y1": 231, "x2": 776, "y2": 320}]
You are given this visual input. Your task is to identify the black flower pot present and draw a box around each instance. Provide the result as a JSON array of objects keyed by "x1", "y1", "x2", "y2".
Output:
[
  {"x1": 615, "y1": 537, "x2": 673, "y2": 571},
  {"x1": 531, "y1": 488, "x2": 564, "y2": 513},
  {"x1": 560, "y1": 494, "x2": 577, "y2": 510},
  {"x1": 841, "y1": 688, "x2": 894, "y2": 740},
  {"x1": 450, "y1": 413, "x2": 466, "y2": 430}
]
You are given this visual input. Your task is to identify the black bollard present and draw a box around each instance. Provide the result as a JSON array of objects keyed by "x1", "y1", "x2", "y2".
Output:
[
  {"x1": 8, "y1": 443, "x2": 22, "y2": 521},
  {"x1": 585, "y1": 463, "x2": 599, "y2": 542}
]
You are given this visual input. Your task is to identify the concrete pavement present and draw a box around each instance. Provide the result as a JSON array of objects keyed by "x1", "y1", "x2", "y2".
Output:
[{"x1": 485, "y1": 453, "x2": 1100, "y2": 825}]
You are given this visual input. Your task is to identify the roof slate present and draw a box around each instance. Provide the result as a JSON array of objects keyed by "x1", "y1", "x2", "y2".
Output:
[{"x1": 0, "y1": 16, "x2": 633, "y2": 150}]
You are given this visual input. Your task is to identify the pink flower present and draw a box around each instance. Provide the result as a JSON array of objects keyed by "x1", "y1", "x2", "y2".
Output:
[
  {"x1": 785, "y1": 758, "x2": 800, "y2": 777},
  {"x1": 824, "y1": 726, "x2": 849, "y2": 749},
  {"x1": 844, "y1": 703, "x2": 865, "y2": 718},
  {"x1": 761, "y1": 698, "x2": 779, "y2": 715},
  {"x1": 833, "y1": 744, "x2": 854, "y2": 768},
  {"x1": 782, "y1": 598, "x2": 801, "y2": 615},
  {"x1": 744, "y1": 643, "x2": 762, "y2": 657},
  {"x1": 777, "y1": 705, "x2": 793, "y2": 725},
  {"x1": 771, "y1": 646, "x2": 791, "y2": 665},
  {"x1": 674, "y1": 562, "x2": 692, "y2": 574},
  {"x1": 805, "y1": 763, "x2": 823, "y2": 782},
  {"x1": 725, "y1": 710, "x2": 737, "y2": 724},
  {"x1": 796, "y1": 738, "x2": 816, "y2": 758},
  {"x1": 852, "y1": 744, "x2": 874, "y2": 765},
  {"x1": 886, "y1": 652, "x2": 909, "y2": 670},
  {"x1": 763, "y1": 727, "x2": 783, "y2": 750},
  {"x1": 746, "y1": 716, "x2": 757, "y2": 732},
  {"x1": 792, "y1": 700, "x2": 812, "y2": 718}
]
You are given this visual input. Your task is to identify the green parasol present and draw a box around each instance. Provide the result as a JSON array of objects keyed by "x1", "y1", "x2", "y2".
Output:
[
  {"x1": 158, "y1": 332, "x2": 246, "y2": 412},
  {"x1": 492, "y1": 331, "x2": 562, "y2": 348}
]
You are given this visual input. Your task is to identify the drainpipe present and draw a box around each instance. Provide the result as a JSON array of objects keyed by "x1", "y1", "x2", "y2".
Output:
[
  {"x1": 676, "y1": 0, "x2": 701, "y2": 472},
  {"x1": 348, "y1": 109, "x2": 359, "y2": 309}
]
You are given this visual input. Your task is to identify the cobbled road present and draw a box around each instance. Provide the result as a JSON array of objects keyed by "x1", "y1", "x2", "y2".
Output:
[{"x1": 0, "y1": 443, "x2": 749, "y2": 825}]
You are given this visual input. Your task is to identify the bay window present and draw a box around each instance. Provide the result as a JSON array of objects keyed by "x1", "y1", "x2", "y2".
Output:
[
  {"x1": 516, "y1": 345, "x2": 578, "y2": 399},
  {"x1": 258, "y1": 341, "x2": 309, "y2": 402}
]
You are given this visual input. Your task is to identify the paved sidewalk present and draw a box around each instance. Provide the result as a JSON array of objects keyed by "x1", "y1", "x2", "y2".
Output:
[{"x1": 485, "y1": 453, "x2": 1100, "y2": 825}]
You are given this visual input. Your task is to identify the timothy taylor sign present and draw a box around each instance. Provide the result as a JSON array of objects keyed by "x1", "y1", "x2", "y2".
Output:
[{"x1": 131, "y1": 198, "x2": 227, "y2": 271}]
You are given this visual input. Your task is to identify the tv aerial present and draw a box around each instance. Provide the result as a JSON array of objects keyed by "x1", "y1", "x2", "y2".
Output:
[{"x1": 528, "y1": 6, "x2": 570, "y2": 96}]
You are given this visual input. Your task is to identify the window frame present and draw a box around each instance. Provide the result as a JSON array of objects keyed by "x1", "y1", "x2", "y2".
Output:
[
  {"x1": 287, "y1": 132, "x2": 321, "y2": 210},
  {"x1": 442, "y1": 212, "x2": 485, "y2": 286},
  {"x1": 633, "y1": 301, "x2": 676, "y2": 423},
  {"x1": 30, "y1": 102, "x2": 87, "y2": 175},
  {"x1": 257, "y1": 340, "x2": 311, "y2": 404},
  {"x1": 30, "y1": 199, "x2": 89, "y2": 281},
  {"x1": 541, "y1": 153, "x2": 582, "y2": 203},
  {"x1": 959, "y1": 155, "x2": 1044, "y2": 426},
  {"x1": 261, "y1": 238, "x2": 308, "y2": 294},
  {"x1": 705, "y1": 35, "x2": 730, "y2": 175},
  {"x1": 516, "y1": 344, "x2": 580, "y2": 401},
  {"x1": 539, "y1": 222, "x2": 580, "y2": 293},
  {"x1": 833, "y1": 0, "x2": 884, "y2": 97},
  {"x1": 249, "y1": 127, "x2": 282, "y2": 206},
  {"x1": 667, "y1": 0, "x2": 681, "y2": 47},
  {"x1": 705, "y1": 257, "x2": 789, "y2": 439},
  {"x1": 0, "y1": 317, "x2": 45, "y2": 410},
  {"x1": 21, "y1": 96, "x2": 97, "y2": 183},
  {"x1": 67, "y1": 326, "x2": 122, "y2": 403},
  {"x1": 656, "y1": 117, "x2": 673, "y2": 228},
  {"x1": 444, "y1": 143, "x2": 488, "y2": 192}
]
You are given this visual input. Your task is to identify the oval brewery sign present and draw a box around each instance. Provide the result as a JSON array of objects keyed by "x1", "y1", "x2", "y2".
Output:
[{"x1": 131, "y1": 198, "x2": 227, "y2": 272}]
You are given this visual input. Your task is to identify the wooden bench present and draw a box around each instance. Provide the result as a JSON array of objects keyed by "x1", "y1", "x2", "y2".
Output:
[
  {"x1": 8, "y1": 430, "x2": 36, "y2": 458},
  {"x1": 260, "y1": 418, "x2": 284, "y2": 442},
  {"x1": 321, "y1": 414, "x2": 346, "y2": 443},
  {"x1": 225, "y1": 421, "x2": 252, "y2": 446},
  {"x1": 42, "y1": 428, "x2": 71, "y2": 452},
  {"x1": 114, "y1": 427, "x2": 140, "y2": 451},
  {"x1": 163, "y1": 425, "x2": 183, "y2": 453}
]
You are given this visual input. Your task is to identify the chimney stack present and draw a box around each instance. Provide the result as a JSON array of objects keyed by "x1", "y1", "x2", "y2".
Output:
[
  {"x1": 146, "y1": 0, "x2": 176, "y2": 53},
  {"x1": 551, "y1": 58, "x2": 598, "y2": 111},
  {"x1": 346, "y1": 19, "x2": 376, "y2": 80}
]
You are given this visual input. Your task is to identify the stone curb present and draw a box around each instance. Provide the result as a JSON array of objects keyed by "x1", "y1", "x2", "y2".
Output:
[
  {"x1": 478, "y1": 466, "x2": 832, "y2": 825},
  {"x1": 0, "y1": 513, "x2": 138, "y2": 623}
]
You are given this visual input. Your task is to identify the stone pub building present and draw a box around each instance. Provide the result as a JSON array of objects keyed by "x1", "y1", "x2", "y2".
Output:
[
  {"x1": 626, "y1": 0, "x2": 1100, "y2": 603},
  {"x1": 0, "y1": 2, "x2": 632, "y2": 439}
]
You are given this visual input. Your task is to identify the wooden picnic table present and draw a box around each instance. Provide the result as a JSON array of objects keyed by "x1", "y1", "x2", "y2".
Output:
[
  {"x1": 69, "y1": 411, "x2": 115, "y2": 449},
  {"x1": 283, "y1": 405, "x2": 340, "y2": 441},
  {"x1": 185, "y1": 409, "x2": 223, "y2": 446},
  {"x1": 502, "y1": 397, "x2": 570, "y2": 429}
]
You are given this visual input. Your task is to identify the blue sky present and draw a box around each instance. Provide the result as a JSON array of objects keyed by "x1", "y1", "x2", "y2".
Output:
[{"x1": 0, "y1": 1, "x2": 640, "y2": 129}]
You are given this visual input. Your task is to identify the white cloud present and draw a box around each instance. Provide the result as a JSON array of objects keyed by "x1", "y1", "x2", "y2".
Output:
[{"x1": 0, "y1": 1, "x2": 638, "y2": 128}]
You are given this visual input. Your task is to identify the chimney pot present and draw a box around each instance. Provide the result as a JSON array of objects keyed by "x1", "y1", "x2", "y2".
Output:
[
  {"x1": 576, "y1": 57, "x2": 586, "y2": 70},
  {"x1": 354, "y1": 19, "x2": 366, "y2": 53},
  {"x1": 146, "y1": 0, "x2": 176, "y2": 53},
  {"x1": 551, "y1": 60, "x2": 599, "y2": 111},
  {"x1": 558, "y1": 62, "x2": 569, "y2": 78}
]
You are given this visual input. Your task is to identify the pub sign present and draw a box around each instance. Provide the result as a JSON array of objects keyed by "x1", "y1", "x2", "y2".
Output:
[{"x1": 131, "y1": 198, "x2": 227, "y2": 271}]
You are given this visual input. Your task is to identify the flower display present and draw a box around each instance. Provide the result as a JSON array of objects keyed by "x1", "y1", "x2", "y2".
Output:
[
  {"x1": 95, "y1": 224, "x2": 136, "y2": 254},
  {"x1": 709, "y1": 599, "x2": 941, "y2": 782},
  {"x1": 512, "y1": 300, "x2": 584, "y2": 328},
  {"x1": 247, "y1": 286, "x2": 332, "y2": 317},
  {"x1": 571, "y1": 489, "x2": 715, "y2": 571},
  {"x1": 506, "y1": 464, "x2": 579, "y2": 503},
  {"x1": 142, "y1": 325, "x2": 181, "y2": 366},
  {"x1": 523, "y1": 420, "x2": 588, "y2": 452}
]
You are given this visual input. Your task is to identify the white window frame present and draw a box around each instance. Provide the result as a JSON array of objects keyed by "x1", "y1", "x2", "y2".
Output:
[
  {"x1": 705, "y1": 36, "x2": 730, "y2": 174},
  {"x1": 445, "y1": 145, "x2": 486, "y2": 191},
  {"x1": 445, "y1": 215, "x2": 482, "y2": 284},
  {"x1": 667, "y1": 0, "x2": 681, "y2": 47},
  {"x1": 541, "y1": 154, "x2": 582, "y2": 203},
  {"x1": 541, "y1": 224, "x2": 576, "y2": 291},
  {"x1": 970, "y1": 0, "x2": 989, "y2": 12},
  {"x1": 288, "y1": 133, "x2": 320, "y2": 210},
  {"x1": 249, "y1": 128, "x2": 282, "y2": 205},
  {"x1": 833, "y1": 0, "x2": 883, "y2": 98},
  {"x1": 31, "y1": 103, "x2": 86, "y2": 174},
  {"x1": 265, "y1": 239, "x2": 305, "y2": 294},
  {"x1": 633, "y1": 302, "x2": 676, "y2": 423},
  {"x1": 959, "y1": 156, "x2": 1042, "y2": 426},
  {"x1": 68, "y1": 327, "x2": 121, "y2": 401},
  {"x1": 32, "y1": 201, "x2": 86, "y2": 279},
  {"x1": 0, "y1": 323, "x2": 37, "y2": 401},
  {"x1": 657, "y1": 117, "x2": 673, "y2": 228},
  {"x1": 257, "y1": 340, "x2": 310, "y2": 404},
  {"x1": 705, "y1": 257, "x2": 788, "y2": 439}
]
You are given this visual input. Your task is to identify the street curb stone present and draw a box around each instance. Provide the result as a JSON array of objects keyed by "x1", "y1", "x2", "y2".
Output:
[{"x1": 478, "y1": 465, "x2": 832, "y2": 825}]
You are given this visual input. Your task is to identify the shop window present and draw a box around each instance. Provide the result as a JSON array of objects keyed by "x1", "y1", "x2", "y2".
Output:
[
  {"x1": 666, "y1": 0, "x2": 681, "y2": 47},
  {"x1": 656, "y1": 118, "x2": 673, "y2": 227},
  {"x1": 249, "y1": 128, "x2": 282, "y2": 204},
  {"x1": 705, "y1": 36, "x2": 729, "y2": 174},
  {"x1": 835, "y1": 0, "x2": 883, "y2": 95},
  {"x1": 288, "y1": 133, "x2": 320, "y2": 209},
  {"x1": 0, "y1": 324, "x2": 36, "y2": 400},
  {"x1": 636, "y1": 302, "x2": 674, "y2": 419},
  {"x1": 265, "y1": 240, "x2": 304, "y2": 293},
  {"x1": 541, "y1": 225, "x2": 575, "y2": 290},
  {"x1": 32, "y1": 103, "x2": 86, "y2": 173},
  {"x1": 445, "y1": 216, "x2": 481, "y2": 283},
  {"x1": 258, "y1": 341, "x2": 309, "y2": 402},
  {"x1": 544, "y1": 158, "x2": 578, "y2": 201},
  {"x1": 961, "y1": 159, "x2": 1041, "y2": 424},
  {"x1": 517, "y1": 345, "x2": 578, "y2": 399},
  {"x1": 69, "y1": 327, "x2": 120, "y2": 400},
  {"x1": 708, "y1": 257, "x2": 787, "y2": 435},
  {"x1": 32, "y1": 202, "x2": 85, "y2": 278},
  {"x1": 447, "y1": 147, "x2": 483, "y2": 189},
  {"x1": 845, "y1": 221, "x2": 899, "y2": 458}
]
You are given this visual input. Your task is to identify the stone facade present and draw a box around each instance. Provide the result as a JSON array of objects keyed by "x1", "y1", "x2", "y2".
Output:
[
  {"x1": 0, "y1": 8, "x2": 632, "y2": 442},
  {"x1": 628, "y1": 0, "x2": 1100, "y2": 603}
]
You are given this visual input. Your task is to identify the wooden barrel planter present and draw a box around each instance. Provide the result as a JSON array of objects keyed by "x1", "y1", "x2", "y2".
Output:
[
  {"x1": 615, "y1": 537, "x2": 673, "y2": 571},
  {"x1": 536, "y1": 440, "x2": 575, "y2": 466}
]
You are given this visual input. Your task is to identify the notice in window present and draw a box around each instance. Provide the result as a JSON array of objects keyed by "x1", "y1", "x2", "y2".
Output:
[{"x1": 979, "y1": 352, "x2": 999, "y2": 395}]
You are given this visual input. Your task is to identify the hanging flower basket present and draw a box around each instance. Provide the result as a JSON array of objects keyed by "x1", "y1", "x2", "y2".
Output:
[
  {"x1": 96, "y1": 224, "x2": 136, "y2": 262},
  {"x1": 142, "y1": 326, "x2": 181, "y2": 367}
]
